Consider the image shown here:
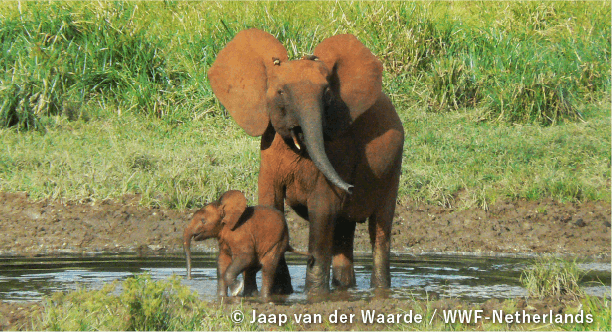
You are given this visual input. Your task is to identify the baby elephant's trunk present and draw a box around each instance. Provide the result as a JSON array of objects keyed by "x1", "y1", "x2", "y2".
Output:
[{"x1": 183, "y1": 231, "x2": 194, "y2": 279}]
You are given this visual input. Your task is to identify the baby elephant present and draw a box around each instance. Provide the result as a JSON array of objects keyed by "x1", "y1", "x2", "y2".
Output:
[{"x1": 183, "y1": 190, "x2": 311, "y2": 298}]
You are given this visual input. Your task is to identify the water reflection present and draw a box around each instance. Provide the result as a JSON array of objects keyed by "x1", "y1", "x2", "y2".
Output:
[{"x1": 0, "y1": 253, "x2": 609, "y2": 303}]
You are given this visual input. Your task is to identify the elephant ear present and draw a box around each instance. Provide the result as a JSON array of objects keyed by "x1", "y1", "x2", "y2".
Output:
[
  {"x1": 219, "y1": 190, "x2": 248, "y2": 231},
  {"x1": 314, "y1": 34, "x2": 383, "y2": 121},
  {"x1": 208, "y1": 29, "x2": 289, "y2": 137}
]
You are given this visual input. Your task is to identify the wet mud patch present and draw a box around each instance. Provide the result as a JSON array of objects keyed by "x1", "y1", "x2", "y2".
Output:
[
  {"x1": 0, "y1": 192, "x2": 608, "y2": 258},
  {"x1": 289, "y1": 198, "x2": 611, "y2": 259}
]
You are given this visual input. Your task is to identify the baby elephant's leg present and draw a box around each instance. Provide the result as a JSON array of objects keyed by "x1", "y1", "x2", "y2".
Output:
[
  {"x1": 243, "y1": 267, "x2": 259, "y2": 297},
  {"x1": 259, "y1": 247, "x2": 285, "y2": 299},
  {"x1": 223, "y1": 255, "x2": 254, "y2": 297},
  {"x1": 217, "y1": 253, "x2": 232, "y2": 297}
]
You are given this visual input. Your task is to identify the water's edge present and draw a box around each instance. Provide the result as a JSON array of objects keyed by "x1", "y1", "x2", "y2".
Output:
[{"x1": 1, "y1": 253, "x2": 610, "y2": 304}]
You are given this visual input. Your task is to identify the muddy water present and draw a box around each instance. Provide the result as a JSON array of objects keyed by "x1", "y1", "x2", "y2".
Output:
[{"x1": 0, "y1": 253, "x2": 609, "y2": 303}]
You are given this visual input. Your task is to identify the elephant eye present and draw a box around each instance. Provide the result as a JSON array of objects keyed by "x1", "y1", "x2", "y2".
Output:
[{"x1": 277, "y1": 89, "x2": 284, "y2": 95}]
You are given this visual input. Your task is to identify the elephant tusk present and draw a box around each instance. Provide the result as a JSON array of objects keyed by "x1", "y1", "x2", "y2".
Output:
[{"x1": 291, "y1": 128, "x2": 302, "y2": 151}]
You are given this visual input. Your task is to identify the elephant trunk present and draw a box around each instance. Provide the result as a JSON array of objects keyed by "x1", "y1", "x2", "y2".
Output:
[
  {"x1": 299, "y1": 110, "x2": 353, "y2": 194},
  {"x1": 183, "y1": 230, "x2": 194, "y2": 279}
]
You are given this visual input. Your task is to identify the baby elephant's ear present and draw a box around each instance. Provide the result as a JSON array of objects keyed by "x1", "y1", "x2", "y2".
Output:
[{"x1": 219, "y1": 190, "x2": 248, "y2": 231}]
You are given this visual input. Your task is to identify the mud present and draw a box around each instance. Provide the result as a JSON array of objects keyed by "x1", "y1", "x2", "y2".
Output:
[
  {"x1": 0, "y1": 192, "x2": 609, "y2": 258},
  {"x1": 0, "y1": 192, "x2": 610, "y2": 330}
]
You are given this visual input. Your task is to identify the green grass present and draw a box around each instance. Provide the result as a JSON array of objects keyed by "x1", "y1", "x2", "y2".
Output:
[
  {"x1": 0, "y1": 1, "x2": 610, "y2": 209},
  {"x1": 518, "y1": 257, "x2": 612, "y2": 331},
  {"x1": 1, "y1": 1, "x2": 609, "y2": 126},
  {"x1": 0, "y1": 112, "x2": 261, "y2": 209},
  {"x1": 33, "y1": 274, "x2": 260, "y2": 331},
  {"x1": 398, "y1": 98, "x2": 611, "y2": 208},
  {"x1": 1, "y1": 97, "x2": 607, "y2": 209},
  {"x1": 562, "y1": 295, "x2": 612, "y2": 331},
  {"x1": 520, "y1": 256, "x2": 586, "y2": 299}
]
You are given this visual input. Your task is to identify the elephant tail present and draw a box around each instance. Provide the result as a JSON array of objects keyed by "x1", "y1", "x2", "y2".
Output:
[{"x1": 286, "y1": 245, "x2": 314, "y2": 266}]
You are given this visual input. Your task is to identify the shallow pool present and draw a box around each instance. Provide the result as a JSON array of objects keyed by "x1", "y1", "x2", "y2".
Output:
[{"x1": 0, "y1": 253, "x2": 609, "y2": 303}]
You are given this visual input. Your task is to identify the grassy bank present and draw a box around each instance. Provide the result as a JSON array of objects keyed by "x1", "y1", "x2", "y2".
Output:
[
  {"x1": 0, "y1": 113, "x2": 261, "y2": 208},
  {"x1": 0, "y1": 1, "x2": 610, "y2": 209},
  {"x1": 0, "y1": 98, "x2": 609, "y2": 209},
  {"x1": 1, "y1": 1, "x2": 609, "y2": 125},
  {"x1": 397, "y1": 98, "x2": 610, "y2": 208},
  {"x1": 21, "y1": 259, "x2": 611, "y2": 331}
]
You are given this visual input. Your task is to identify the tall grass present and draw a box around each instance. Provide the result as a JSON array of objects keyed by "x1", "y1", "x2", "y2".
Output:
[
  {"x1": 0, "y1": 1, "x2": 609, "y2": 208},
  {"x1": 0, "y1": 1, "x2": 609, "y2": 128},
  {"x1": 0, "y1": 1, "x2": 205, "y2": 129},
  {"x1": 564, "y1": 295, "x2": 612, "y2": 331},
  {"x1": 520, "y1": 256, "x2": 585, "y2": 299}
]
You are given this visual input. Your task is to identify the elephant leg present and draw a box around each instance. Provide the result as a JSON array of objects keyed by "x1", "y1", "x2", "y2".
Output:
[
  {"x1": 223, "y1": 257, "x2": 254, "y2": 297},
  {"x1": 259, "y1": 249, "x2": 284, "y2": 299},
  {"x1": 305, "y1": 198, "x2": 336, "y2": 294},
  {"x1": 243, "y1": 267, "x2": 259, "y2": 297},
  {"x1": 331, "y1": 219, "x2": 357, "y2": 289},
  {"x1": 368, "y1": 180, "x2": 399, "y2": 289},
  {"x1": 257, "y1": 142, "x2": 285, "y2": 213},
  {"x1": 217, "y1": 253, "x2": 232, "y2": 297},
  {"x1": 258, "y1": 164, "x2": 293, "y2": 295},
  {"x1": 270, "y1": 255, "x2": 293, "y2": 295}
]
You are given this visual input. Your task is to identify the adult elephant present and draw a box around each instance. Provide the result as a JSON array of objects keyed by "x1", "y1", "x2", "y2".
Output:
[{"x1": 208, "y1": 29, "x2": 404, "y2": 295}]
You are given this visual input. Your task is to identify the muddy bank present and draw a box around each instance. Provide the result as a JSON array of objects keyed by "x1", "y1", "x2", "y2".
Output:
[
  {"x1": 0, "y1": 192, "x2": 609, "y2": 258},
  {"x1": 0, "y1": 191, "x2": 610, "y2": 330}
]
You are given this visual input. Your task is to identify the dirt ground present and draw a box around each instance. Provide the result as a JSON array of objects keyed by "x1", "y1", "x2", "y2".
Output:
[
  {"x1": 0, "y1": 192, "x2": 609, "y2": 257},
  {"x1": 0, "y1": 191, "x2": 610, "y2": 330}
]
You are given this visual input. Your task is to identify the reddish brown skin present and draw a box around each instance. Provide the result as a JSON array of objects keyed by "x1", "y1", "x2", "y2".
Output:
[
  {"x1": 183, "y1": 190, "x2": 304, "y2": 299},
  {"x1": 208, "y1": 29, "x2": 404, "y2": 295}
]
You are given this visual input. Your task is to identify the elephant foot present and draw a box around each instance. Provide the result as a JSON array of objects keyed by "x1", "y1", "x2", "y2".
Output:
[
  {"x1": 332, "y1": 255, "x2": 356, "y2": 289},
  {"x1": 271, "y1": 280, "x2": 293, "y2": 295},
  {"x1": 305, "y1": 284, "x2": 331, "y2": 296},
  {"x1": 229, "y1": 279, "x2": 244, "y2": 297},
  {"x1": 243, "y1": 281, "x2": 259, "y2": 297},
  {"x1": 372, "y1": 287, "x2": 392, "y2": 299},
  {"x1": 370, "y1": 270, "x2": 391, "y2": 289},
  {"x1": 305, "y1": 270, "x2": 331, "y2": 295},
  {"x1": 244, "y1": 288, "x2": 259, "y2": 297},
  {"x1": 331, "y1": 269, "x2": 356, "y2": 290}
]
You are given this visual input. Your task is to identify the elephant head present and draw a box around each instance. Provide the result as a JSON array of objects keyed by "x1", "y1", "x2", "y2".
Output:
[
  {"x1": 183, "y1": 190, "x2": 247, "y2": 279},
  {"x1": 208, "y1": 29, "x2": 383, "y2": 194}
]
